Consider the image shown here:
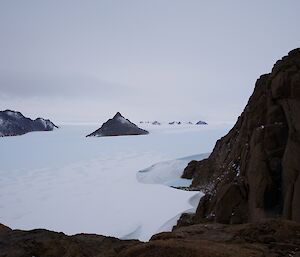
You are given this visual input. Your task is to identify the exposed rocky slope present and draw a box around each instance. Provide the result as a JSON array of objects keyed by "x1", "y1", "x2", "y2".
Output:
[
  {"x1": 1, "y1": 220, "x2": 299, "y2": 257},
  {"x1": 0, "y1": 224, "x2": 139, "y2": 257},
  {"x1": 181, "y1": 48, "x2": 300, "y2": 225},
  {"x1": 0, "y1": 110, "x2": 58, "y2": 137},
  {"x1": 87, "y1": 112, "x2": 149, "y2": 137}
]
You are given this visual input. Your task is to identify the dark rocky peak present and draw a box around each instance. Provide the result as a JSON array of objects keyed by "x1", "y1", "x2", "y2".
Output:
[
  {"x1": 113, "y1": 112, "x2": 123, "y2": 119},
  {"x1": 180, "y1": 49, "x2": 300, "y2": 225},
  {"x1": 2, "y1": 109, "x2": 25, "y2": 119},
  {"x1": 196, "y1": 120, "x2": 208, "y2": 125},
  {"x1": 0, "y1": 110, "x2": 58, "y2": 137},
  {"x1": 34, "y1": 118, "x2": 58, "y2": 130},
  {"x1": 152, "y1": 121, "x2": 161, "y2": 125},
  {"x1": 87, "y1": 113, "x2": 149, "y2": 137},
  {"x1": 111, "y1": 112, "x2": 132, "y2": 125}
]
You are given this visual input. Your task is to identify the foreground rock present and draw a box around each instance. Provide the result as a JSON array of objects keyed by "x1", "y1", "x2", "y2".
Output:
[
  {"x1": 1, "y1": 219, "x2": 299, "y2": 257},
  {"x1": 142, "y1": 219, "x2": 300, "y2": 257},
  {"x1": 0, "y1": 224, "x2": 140, "y2": 257},
  {"x1": 87, "y1": 112, "x2": 149, "y2": 137},
  {"x1": 181, "y1": 48, "x2": 300, "y2": 224},
  {"x1": 0, "y1": 110, "x2": 58, "y2": 137}
]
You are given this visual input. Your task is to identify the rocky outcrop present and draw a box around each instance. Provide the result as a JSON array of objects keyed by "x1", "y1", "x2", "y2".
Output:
[
  {"x1": 0, "y1": 110, "x2": 58, "y2": 137},
  {"x1": 0, "y1": 224, "x2": 140, "y2": 257},
  {"x1": 181, "y1": 48, "x2": 300, "y2": 224},
  {"x1": 137, "y1": 219, "x2": 300, "y2": 257},
  {"x1": 1, "y1": 220, "x2": 299, "y2": 257},
  {"x1": 196, "y1": 120, "x2": 208, "y2": 125},
  {"x1": 87, "y1": 112, "x2": 149, "y2": 137},
  {"x1": 152, "y1": 121, "x2": 161, "y2": 125}
]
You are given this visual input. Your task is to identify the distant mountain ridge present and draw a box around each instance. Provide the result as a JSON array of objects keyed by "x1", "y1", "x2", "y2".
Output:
[
  {"x1": 87, "y1": 112, "x2": 149, "y2": 137},
  {"x1": 0, "y1": 110, "x2": 58, "y2": 137},
  {"x1": 196, "y1": 120, "x2": 208, "y2": 125},
  {"x1": 140, "y1": 120, "x2": 208, "y2": 125}
]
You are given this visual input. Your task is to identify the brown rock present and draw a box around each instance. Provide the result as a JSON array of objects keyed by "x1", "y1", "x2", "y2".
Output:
[
  {"x1": 0, "y1": 225, "x2": 140, "y2": 257},
  {"x1": 180, "y1": 48, "x2": 300, "y2": 225},
  {"x1": 1, "y1": 220, "x2": 299, "y2": 257},
  {"x1": 121, "y1": 219, "x2": 300, "y2": 257}
]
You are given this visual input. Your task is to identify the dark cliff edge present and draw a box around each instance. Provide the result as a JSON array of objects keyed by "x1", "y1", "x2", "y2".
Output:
[{"x1": 181, "y1": 48, "x2": 300, "y2": 225}]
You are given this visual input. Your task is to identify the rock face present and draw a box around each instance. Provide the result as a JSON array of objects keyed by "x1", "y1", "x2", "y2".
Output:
[
  {"x1": 87, "y1": 112, "x2": 149, "y2": 137},
  {"x1": 1, "y1": 220, "x2": 300, "y2": 257},
  {"x1": 181, "y1": 48, "x2": 300, "y2": 224},
  {"x1": 0, "y1": 110, "x2": 58, "y2": 137}
]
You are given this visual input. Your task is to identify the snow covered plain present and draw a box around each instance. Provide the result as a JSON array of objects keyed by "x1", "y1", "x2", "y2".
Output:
[{"x1": 0, "y1": 123, "x2": 230, "y2": 241}]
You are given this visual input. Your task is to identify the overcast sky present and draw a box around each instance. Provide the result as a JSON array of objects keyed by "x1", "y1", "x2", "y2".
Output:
[{"x1": 0, "y1": 1, "x2": 299, "y2": 124}]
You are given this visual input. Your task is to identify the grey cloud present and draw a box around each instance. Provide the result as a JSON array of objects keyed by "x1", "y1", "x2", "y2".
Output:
[
  {"x1": 0, "y1": 71, "x2": 129, "y2": 99},
  {"x1": 0, "y1": 0, "x2": 300, "y2": 122}
]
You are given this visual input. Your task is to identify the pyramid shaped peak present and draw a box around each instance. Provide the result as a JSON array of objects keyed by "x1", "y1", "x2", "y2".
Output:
[
  {"x1": 86, "y1": 112, "x2": 149, "y2": 137},
  {"x1": 113, "y1": 112, "x2": 123, "y2": 119}
]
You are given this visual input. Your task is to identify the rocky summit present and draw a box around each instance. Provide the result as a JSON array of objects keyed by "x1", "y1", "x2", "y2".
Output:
[
  {"x1": 86, "y1": 112, "x2": 149, "y2": 137},
  {"x1": 0, "y1": 110, "x2": 58, "y2": 137},
  {"x1": 181, "y1": 48, "x2": 300, "y2": 225}
]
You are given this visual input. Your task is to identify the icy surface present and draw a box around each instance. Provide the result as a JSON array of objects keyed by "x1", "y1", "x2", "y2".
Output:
[
  {"x1": 137, "y1": 153, "x2": 210, "y2": 187},
  {"x1": 0, "y1": 123, "x2": 230, "y2": 241}
]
